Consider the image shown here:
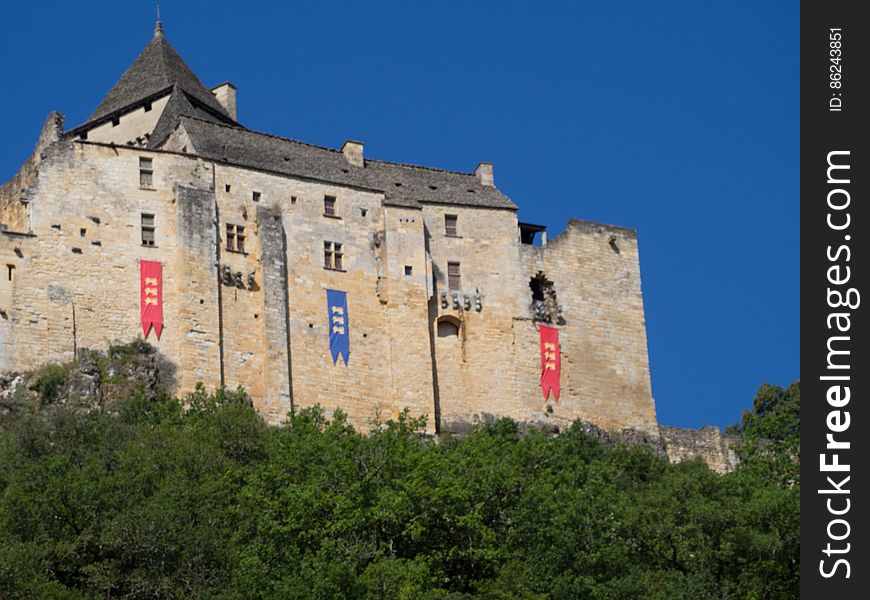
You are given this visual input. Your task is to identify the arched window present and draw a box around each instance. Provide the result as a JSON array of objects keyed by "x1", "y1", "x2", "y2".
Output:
[{"x1": 437, "y1": 316, "x2": 460, "y2": 338}]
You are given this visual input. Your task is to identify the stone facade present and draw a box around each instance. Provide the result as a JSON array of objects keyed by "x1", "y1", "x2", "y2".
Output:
[{"x1": 0, "y1": 24, "x2": 661, "y2": 438}]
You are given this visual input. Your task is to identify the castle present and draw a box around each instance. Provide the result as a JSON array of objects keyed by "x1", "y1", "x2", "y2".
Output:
[{"x1": 0, "y1": 22, "x2": 660, "y2": 438}]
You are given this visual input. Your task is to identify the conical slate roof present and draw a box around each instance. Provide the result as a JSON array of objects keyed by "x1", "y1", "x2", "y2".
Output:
[{"x1": 87, "y1": 21, "x2": 231, "y2": 124}]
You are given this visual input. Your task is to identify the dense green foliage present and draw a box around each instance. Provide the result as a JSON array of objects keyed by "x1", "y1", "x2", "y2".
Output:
[{"x1": 0, "y1": 374, "x2": 799, "y2": 599}]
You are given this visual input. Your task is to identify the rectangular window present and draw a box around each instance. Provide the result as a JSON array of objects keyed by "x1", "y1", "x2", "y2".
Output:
[
  {"x1": 404, "y1": 265, "x2": 413, "y2": 276},
  {"x1": 141, "y1": 213, "x2": 155, "y2": 246},
  {"x1": 226, "y1": 224, "x2": 246, "y2": 253},
  {"x1": 324, "y1": 241, "x2": 344, "y2": 270},
  {"x1": 6, "y1": 264, "x2": 14, "y2": 282},
  {"x1": 324, "y1": 195, "x2": 337, "y2": 217},
  {"x1": 139, "y1": 157, "x2": 153, "y2": 189},
  {"x1": 252, "y1": 191, "x2": 261, "y2": 202},
  {"x1": 447, "y1": 261, "x2": 461, "y2": 290},
  {"x1": 445, "y1": 214, "x2": 458, "y2": 236}
]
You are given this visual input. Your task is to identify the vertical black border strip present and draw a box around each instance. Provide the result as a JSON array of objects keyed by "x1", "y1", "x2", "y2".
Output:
[{"x1": 801, "y1": 0, "x2": 869, "y2": 596}]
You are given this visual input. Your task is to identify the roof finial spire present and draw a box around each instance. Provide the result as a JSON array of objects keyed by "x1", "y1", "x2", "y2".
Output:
[{"x1": 154, "y1": 5, "x2": 164, "y2": 38}]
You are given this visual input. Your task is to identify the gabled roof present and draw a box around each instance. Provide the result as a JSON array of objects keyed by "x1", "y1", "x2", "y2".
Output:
[
  {"x1": 175, "y1": 116, "x2": 518, "y2": 210},
  {"x1": 86, "y1": 22, "x2": 233, "y2": 127}
]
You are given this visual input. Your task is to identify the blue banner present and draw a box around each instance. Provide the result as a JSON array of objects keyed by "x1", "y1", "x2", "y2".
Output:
[{"x1": 326, "y1": 289, "x2": 350, "y2": 365}]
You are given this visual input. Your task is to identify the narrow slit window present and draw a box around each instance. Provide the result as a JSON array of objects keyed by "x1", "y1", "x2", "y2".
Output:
[
  {"x1": 445, "y1": 214, "x2": 458, "y2": 236},
  {"x1": 139, "y1": 157, "x2": 154, "y2": 188},
  {"x1": 447, "y1": 261, "x2": 461, "y2": 290},
  {"x1": 141, "y1": 213, "x2": 155, "y2": 246},
  {"x1": 6, "y1": 264, "x2": 14, "y2": 282},
  {"x1": 324, "y1": 195, "x2": 337, "y2": 217},
  {"x1": 334, "y1": 243, "x2": 343, "y2": 270},
  {"x1": 323, "y1": 241, "x2": 333, "y2": 269}
]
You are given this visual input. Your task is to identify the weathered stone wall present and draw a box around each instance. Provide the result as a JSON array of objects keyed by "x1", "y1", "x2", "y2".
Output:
[
  {"x1": 518, "y1": 221, "x2": 659, "y2": 437},
  {"x1": 660, "y1": 425, "x2": 740, "y2": 474},
  {"x1": 423, "y1": 204, "x2": 527, "y2": 432},
  {"x1": 0, "y1": 112, "x2": 65, "y2": 233},
  {"x1": 0, "y1": 141, "x2": 214, "y2": 392}
]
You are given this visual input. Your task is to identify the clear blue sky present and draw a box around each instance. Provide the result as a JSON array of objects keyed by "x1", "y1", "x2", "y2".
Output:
[{"x1": 0, "y1": 1, "x2": 798, "y2": 429}]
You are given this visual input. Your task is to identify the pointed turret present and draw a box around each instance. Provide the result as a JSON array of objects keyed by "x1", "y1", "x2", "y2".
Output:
[
  {"x1": 88, "y1": 22, "x2": 231, "y2": 124},
  {"x1": 67, "y1": 22, "x2": 238, "y2": 147}
]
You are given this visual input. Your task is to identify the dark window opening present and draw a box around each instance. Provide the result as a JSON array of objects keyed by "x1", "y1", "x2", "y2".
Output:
[
  {"x1": 360, "y1": 208, "x2": 367, "y2": 217},
  {"x1": 447, "y1": 261, "x2": 461, "y2": 291},
  {"x1": 80, "y1": 228, "x2": 86, "y2": 237},
  {"x1": 519, "y1": 222, "x2": 547, "y2": 246},
  {"x1": 226, "y1": 224, "x2": 246, "y2": 253},
  {"x1": 6, "y1": 264, "x2": 14, "y2": 282},
  {"x1": 404, "y1": 265, "x2": 413, "y2": 276},
  {"x1": 80, "y1": 131, "x2": 88, "y2": 140},
  {"x1": 324, "y1": 195, "x2": 337, "y2": 217},
  {"x1": 225, "y1": 184, "x2": 231, "y2": 192},
  {"x1": 529, "y1": 271, "x2": 563, "y2": 324},
  {"x1": 139, "y1": 157, "x2": 154, "y2": 188},
  {"x1": 291, "y1": 196, "x2": 298, "y2": 204},
  {"x1": 144, "y1": 102, "x2": 152, "y2": 112},
  {"x1": 141, "y1": 213, "x2": 155, "y2": 246},
  {"x1": 112, "y1": 117, "x2": 120, "y2": 127},
  {"x1": 437, "y1": 317, "x2": 460, "y2": 338},
  {"x1": 252, "y1": 191, "x2": 261, "y2": 202},
  {"x1": 324, "y1": 241, "x2": 344, "y2": 270},
  {"x1": 445, "y1": 214, "x2": 458, "y2": 237}
]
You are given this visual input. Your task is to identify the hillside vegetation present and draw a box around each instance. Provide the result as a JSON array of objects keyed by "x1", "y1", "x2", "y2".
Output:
[{"x1": 0, "y1": 343, "x2": 799, "y2": 599}]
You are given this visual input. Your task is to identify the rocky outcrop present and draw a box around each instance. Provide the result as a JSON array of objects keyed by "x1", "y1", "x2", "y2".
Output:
[{"x1": 0, "y1": 340, "x2": 164, "y2": 417}]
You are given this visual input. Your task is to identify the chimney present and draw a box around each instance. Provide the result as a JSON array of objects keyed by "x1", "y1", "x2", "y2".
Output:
[
  {"x1": 211, "y1": 82, "x2": 237, "y2": 121},
  {"x1": 475, "y1": 162, "x2": 494, "y2": 186},
  {"x1": 341, "y1": 140, "x2": 364, "y2": 167}
]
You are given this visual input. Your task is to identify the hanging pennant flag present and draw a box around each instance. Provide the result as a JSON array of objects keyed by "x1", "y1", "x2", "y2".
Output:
[
  {"x1": 140, "y1": 260, "x2": 163, "y2": 339},
  {"x1": 539, "y1": 325, "x2": 560, "y2": 401},
  {"x1": 326, "y1": 289, "x2": 350, "y2": 365}
]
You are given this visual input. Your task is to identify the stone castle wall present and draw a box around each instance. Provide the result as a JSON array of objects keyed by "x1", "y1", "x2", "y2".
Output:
[
  {"x1": 660, "y1": 425, "x2": 740, "y2": 474},
  {"x1": 1, "y1": 130, "x2": 660, "y2": 436}
]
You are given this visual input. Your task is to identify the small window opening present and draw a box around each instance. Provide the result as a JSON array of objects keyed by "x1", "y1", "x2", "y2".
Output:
[
  {"x1": 226, "y1": 224, "x2": 246, "y2": 253},
  {"x1": 447, "y1": 261, "x2": 461, "y2": 291},
  {"x1": 225, "y1": 184, "x2": 232, "y2": 192},
  {"x1": 144, "y1": 102, "x2": 152, "y2": 112},
  {"x1": 141, "y1": 213, "x2": 156, "y2": 246},
  {"x1": 404, "y1": 265, "x2": 413, "y2": 276},
  {"x1": 437, "y1": 317, "x2": 460, "y2": 338},
  {"x1": 6, "y1": 264, "x2": 14, "y2": 282},
  {"x1": 324, "y1": 195, "x2": 337, "y2": 217},
  {"x1": 291, "y1": 196, "x2": 298, "y2": 204},
  {"x1": 324, "y1": 241, "x2": 344, "y2": 270},
  {"x1": 252, "y1": 191, "x2": 261, "y2": 202},
  {"x1": 139, "y1": 157, "x2": 154, "y2": 188},
  {"x1": 112, "y1": 117, "x2": 120, "y2": 127},
  {"x1": 79, "y1": 228, "x2": 86, "y2": 238},
  {"x1": 79, "y1": 131, "x2": 88, "y2": 141},
  {"x1": 360, "y1": 208, "x2": 367, "y2": 217},
  {"x1": 445, "y1": 214, "x2": 458, "y2": 237}
]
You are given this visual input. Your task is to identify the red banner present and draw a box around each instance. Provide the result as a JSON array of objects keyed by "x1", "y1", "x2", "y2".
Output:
[
  {"x1": 539, "y1": 325, "x2": 560, "y2": 401},
  {"x1": 140, "y1": 260, "x2": 163, "y2": 339}
]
